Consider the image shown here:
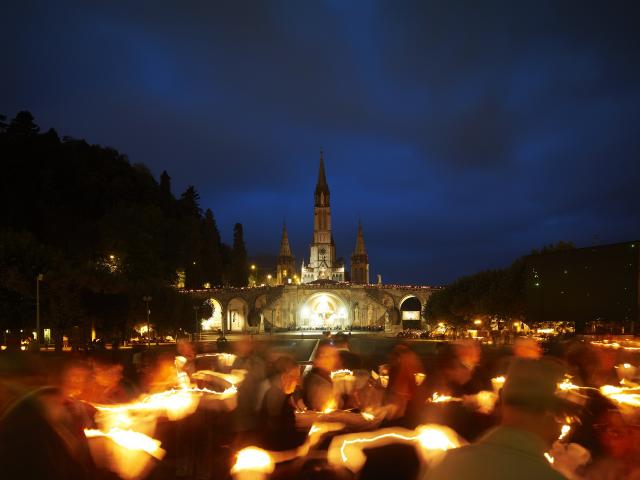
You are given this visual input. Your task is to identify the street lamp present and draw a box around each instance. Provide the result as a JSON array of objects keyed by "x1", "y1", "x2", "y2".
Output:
[
  {"x1": 36, "y1": 273, "x2": 43, "y2": 347},
  {"x1": 142, "y1": 296, "x2": 152, "y2": 348}
]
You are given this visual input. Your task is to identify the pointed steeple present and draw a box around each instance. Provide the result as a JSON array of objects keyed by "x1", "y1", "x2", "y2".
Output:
[
  {"x1": 351, "y1": 221, "x2": 369, "y2": 284},
  {"x1": 354, "y1": 221, "x2": 367, "y2": 255},
  {"x1": 279, "y1": 221, "x2": 293, "y2": 257},
  {"x1": 314, "y1": 149, "x2": 330, "y2": 207},
  {"x1": 317, "y1": 149, "x2": 327, "y2": 188}
]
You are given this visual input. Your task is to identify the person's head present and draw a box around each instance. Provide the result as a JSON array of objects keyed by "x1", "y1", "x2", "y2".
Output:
[
  {"x1": 234, "y1": 335, "x2": 255, "y2": 358},
  {"x1": 314, "y1": 341, "x2": 338, "y2": 372},
  {"x1": 273, "y1": 355, "x2": 300, "y2": 394},
  {"x1": 332, "y1": 333, "x2": 349, "y2": 349},
  {"x1": 454, "y1": 339, "x2": 481, "y2": 368},
  {"x1": 500, "y1": 358, "x2": 575, "y2": 446}
]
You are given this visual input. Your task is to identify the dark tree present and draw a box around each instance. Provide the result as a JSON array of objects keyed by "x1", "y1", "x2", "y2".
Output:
[
  {"x1": 0, "y1": 110, "x2": 245, "y2": 341},
  {"x1": 7, "y1": 111, "x2": 40, "y2": 135},
  {"x1": 179, "y1": 186, "x2": 202, "y2": 218},
  {"x1": 229, "y1": 223, "x2": 248, "y2": 287},
  {"x1": 160, "y1": 170, "x2": 171, "y2": 196},
  {"x1": 201, "y1": 209, "x2": 223, "y2": 286}
]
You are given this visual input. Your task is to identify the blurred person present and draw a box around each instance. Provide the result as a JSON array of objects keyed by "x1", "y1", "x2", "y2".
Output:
[
  {"x1": 385, "y1": 344, "x2": 424, "y2": 424},
  {"x1": 231, "y1": 335, "x2": 266, "y2": 434},
  {"x1": 332, "y1": 332, "x2": 362, "y2": 370},
  {"x1": 86, "y1": 361, "x2": 129, "y2": 404},
  {"x1": 513, "y1": 337, "x2": 543, "y2": 360},
  {"x1": 425, "y1": 358, "x2": 573, "y2": 480},
  {"x1": 303, "y1": 340, "x2": 339, "y2": 411},
  {"x1": 260, "y1": 355, "x2": 307, "y2": 450},
  {"x1": 585, "y1": 409, "x2": 640, "y2": 480}
]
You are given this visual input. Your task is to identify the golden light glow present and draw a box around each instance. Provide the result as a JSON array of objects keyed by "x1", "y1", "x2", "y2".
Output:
[
  {"x1": 231, "y1": 447, "x2": 275, "y2": 475},
  {"x1": 84, "y1": 428, "x2": 163, "y2": 459},
  {"x1": 491, "y1": 375, "x2": 506, "y2": 392},
  {"x1": 327, "y1": 424, "x2": 464, "y2": 473},
  {"x1": 361, "y1": 411, "x2": 375, "y2": 421},
  {"x1": 599, "y1": 384, "x2": 640, "y2": 407},
  {"x1": 559, "y1": 424, "x2": 571, "y2": 441},
  {"x1": 323, "y1": 399, "x2": 337, "y2": 414},
  {"x1": 330, "y1": 369, "x2": 354, "y2": 379},
  {"x1": 429, "y1": 392, "x2": 461, "y2": 403}
]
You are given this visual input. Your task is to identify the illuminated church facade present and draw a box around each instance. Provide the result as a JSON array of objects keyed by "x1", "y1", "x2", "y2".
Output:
[{"x1": 188, "y1": 152, "x2": 434, "y2": 333}]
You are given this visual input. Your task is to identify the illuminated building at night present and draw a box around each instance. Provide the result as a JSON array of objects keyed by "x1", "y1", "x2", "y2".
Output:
[{"x1": 187, "y1": 152, "x2": 435, "y2": 333}]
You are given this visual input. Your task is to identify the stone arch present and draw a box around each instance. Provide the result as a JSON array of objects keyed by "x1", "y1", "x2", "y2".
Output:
[
  {"x1": 300, "y1": 292, "x2": 348, "y2": 329},
  {"x1": 201, "y1": 297, "x2": 223, "y2": 332},
  {"x1": 254, "y1": 294, "x2": 268, "y2": 310},
  {"x1": 400, "y1": 295, "x2": 422, "y2": 328},
  {"x1": 227, "y1": 297, "x2": 249, "y2": 332}
]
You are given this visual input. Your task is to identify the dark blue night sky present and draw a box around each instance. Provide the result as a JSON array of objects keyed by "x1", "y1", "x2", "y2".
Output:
[{"x1": 2, "y1": 1, "x2": 639, "y2": 285}]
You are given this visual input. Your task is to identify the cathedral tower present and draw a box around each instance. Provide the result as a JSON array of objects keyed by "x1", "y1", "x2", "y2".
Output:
[
  {"x1": 301, "y1": 151, "x2": 345, "y2": 282},
  {"x1": 350, "y1": 222, "x2": 370, "y2": 284},
  {"x1": 276, "y1": 222, "x2": 296, "y2": 285}
]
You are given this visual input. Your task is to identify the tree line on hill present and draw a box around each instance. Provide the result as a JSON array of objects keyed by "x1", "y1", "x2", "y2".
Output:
[
  {"x1": 0, "y1": 111, "x2": 248, "y2": 347},
  {"x1": 423, "y1": 241, "x2": 575, "y2": 327}
]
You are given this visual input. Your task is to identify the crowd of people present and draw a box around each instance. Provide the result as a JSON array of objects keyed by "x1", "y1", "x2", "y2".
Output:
[{"x1": 0, "y1": 333, "x2": 639, "y2": 479}]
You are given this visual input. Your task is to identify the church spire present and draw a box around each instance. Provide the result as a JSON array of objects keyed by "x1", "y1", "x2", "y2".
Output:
[
  {"x1": 354, "y1": 221, "x2": 367, "y2": 255},
  {"x1": 279, "y1": 221, "x2": 293, "y2": 257},
  {"x1": 314, "y1": 149, "x2": 330, "y2": 207},
  {"x1": 350, "y1": 221, "x2": 369, "y2": 284},
  {"x1": 276, "y1": 221, "x2": 296, "y2": 285}
]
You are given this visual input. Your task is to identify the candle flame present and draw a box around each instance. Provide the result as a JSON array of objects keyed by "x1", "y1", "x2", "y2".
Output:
[
  {"x1": 330, "y1": 369, "x2": 354, "y2": 379},
  {"x1": 231, "y1": 447, "x2": 275, "y2": 474}
]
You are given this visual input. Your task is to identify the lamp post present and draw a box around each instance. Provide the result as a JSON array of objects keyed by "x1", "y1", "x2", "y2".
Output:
[
  {"x1": 36, "y1": 273, "x2": 43, "y2": 347},
  {"x1": 142, "y1": 296, "x2": 152, "y2": 348}
]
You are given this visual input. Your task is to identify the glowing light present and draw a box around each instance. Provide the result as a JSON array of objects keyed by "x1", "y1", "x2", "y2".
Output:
[
  {"x1": 323, "y1": 399, "x2": 337, "y2": 414},
  {"x1": 491, "y1": 375, "x2": 506, "y2": 392},
  {"x1": 361, "y1": 411, "x2": 375, "y2": 421},
  {"x1": 85, "y1": 428, "x2": 163, "y2": 459},
  {"x1": 473, "y1": 319, "x2": 482, "y2": 325},
  {"x1": 544, "y1": 452, "x2": 555, "y2": 464},
  {"x1": 559, "y1": 424, "x2": 571, "y2": 441},
  {"x1": 231, "y1": 447, "x2": 275, "y2": 475},
  {"x1": 473, "y1": 390, "x2": 498, "y2": 414},
  {"x1": 414, "y1": 373, "x2": 426, "y2": 386},
  {"x1": 327, "y1": 424, "x2": 463, "y2": 473},
  {"x1": 429, "y1": 392, "x2": 461, "y2": 403},
  {"x1": 84, "y1": 428, "x2": 166, "y2": 479},
  {"x1": 599, "y1": 384, "x2": 640, "y2": 407},
  {"x1": 330, "y1": 369, "x2": 354, "y2": 379}
]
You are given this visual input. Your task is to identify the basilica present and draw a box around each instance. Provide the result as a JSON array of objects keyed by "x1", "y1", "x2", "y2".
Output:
[
  {"x1": 189, "y1": 152, "x2": 435, "y2": 333},
  {"x1": 276, "y1": 151, "x2": 368, "y2": 286}
]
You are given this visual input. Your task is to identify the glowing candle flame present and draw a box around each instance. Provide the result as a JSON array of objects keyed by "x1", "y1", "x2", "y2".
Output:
[
  {"x1": 84, "y1": 428, "x2": 163, "y2": 459},
  {"x1": 599, "y1": 384, "x2": 640, "y2": 407},
  {"x1": 491, "y1": 375, "x2": 506, "y2": 392},
  {"x1": 327, "y1": 424, "x2": 464, "y2": 473},
  {"x1": 559, "y1": 424, "x2": 571, "y2": 441},
  {"x1": 429, "y1": 392, "x2": 461, "y2": 403},
  {"x1": 361, "y1": 411, "x2": 375, "y2": 421},
  {"x1": 330, "y1": 369, "x2": 354, "y2": 379},
  {"x1": 323, "y1": 399, "x2": 337, "y2": 414},
  {"x1": 231, "y1": 447, "x2": 275, "y2": 475}
]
